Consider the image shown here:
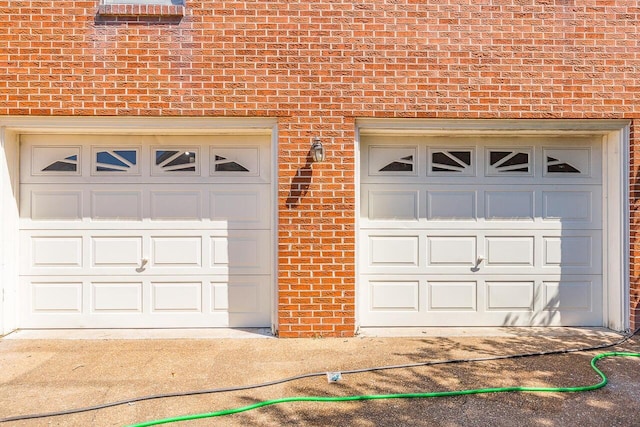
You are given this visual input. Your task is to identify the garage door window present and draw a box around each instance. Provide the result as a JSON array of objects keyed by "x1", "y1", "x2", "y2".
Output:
[
  {"x1": 153, "y1": 148, "x2": 198, "y2": 174},
  {"x1": 43, "y1": 156, "x2": 78, "y2": 172},
  {"x1": 430, "y1": 149, "x2": 473, "y2": 174},
  {"x1": 487, "y1": 149, "x2": 531, "y2": 174},
  {"x1": 35, "y1": 147, "x2": 81, "y2": 174},
  {"x1": 95, "y1": 149, "x2": 139, "y2": 174},
  {"x1": 544, "y1": 149, "x2": 589, "y2": 176}
]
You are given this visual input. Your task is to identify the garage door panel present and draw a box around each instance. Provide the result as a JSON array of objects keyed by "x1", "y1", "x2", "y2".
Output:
[
  {"x1": 359, "y1": 277, "x2": 424, "y2": 326},
  {"x1": 227, "y1": 284, "x2": 260, "y2": 313},
  {"x1": 151, "y1": 236, "x2": 202, "y2": 267},
  {"x1": 360, "y1": 275, "x2": 602, "y2": 327},
  {"x1": 370, "y1": 281, "x2": 420, "y2": 311},
  {"x1": 543, "y1": 236, "x2": 592, "y2": 267},
  {"x1": 368, "y1": 190, "x2": 419, "y2": 221},
  {"x1": 212, "y1": 277, "x2": 269, "y2": 313},
  {"x1": 485, "y1": 191, "x2": 535, "y2": 221},
  {"x1": 485, "y1": 236, "x2": 534, "y2": 266},
  {"x1": 93, "y1": 237, "x2": 143, "y2": 267},
  {"x1": 427, "y1": 236, "x2": 476, "y2": 266},
  {"x1": 23, "y1": 184, "x2": 272, "y2": 230},
  {"x1": 363, "y1": 230, "x2": 603, "y2": 274},
  {"x1": 542, "y1": 231, "x2": 602, "y2": 274},
  {"x1": 543, "y1": 280, "x2": 593, "y2": 311},
  {"x1": 542, "y1": 191, "x2": 592, "y2": 222},
  {"x1": 211, "y1": 237, "x2": 229, "y2": 265},
  {"x1": 540, "y1": 186, "x2": 601, "y2": 227},
  {"x1": 19, "y1": 135, "x2": 273, "y2": 329},
  {"x1": 151, "y1": 282, "x2": 202, "y2": 312},
  {"x1": 540, "y1": 278, "x2": 603, "y2": 325},
  {"x1": 31, "y1": 236, "x2": 83, "y2": 267},
  {"x1": 359, "y1": 135, "x2": 603, "y2": 327},
  {"x1": 486, "y1": 281, "x2": 535, "y2": 312},
  {"x1": 150, "y1": 191, "x2": 202, "y2": 220},
  {"x1": 227, "y1": 236, "x2": 259, "y2": 269},
  {"x1": 211, "y1": 276, "x2": 271, "y2": 326},
  {"x1": 30, "y1": 190, "x2": 83, "y2": 221},
  {"x1": 92, "y1": 282, "x2": 143, "y2": 312},
  {"x1": 360, "y1": 231, "x2": 423, "y2": 273},
  {"x1": 427, "y1": 191, "x2": 477, "y2": 220},
  {"x1": 363, "y1": 185, "x2": 601, "y2": 230},
  {"x1": 23, "y1": 230, "x2": 272, "y2": 276},
  {"x1": 362, "y1": 230, "x2": 601, "y2": 274},
  {"x1": 428, "y1": 281, "x2": 477, "y2": 311},
  {"x1": 30, "y1": 282, "x2": 83, "y2": 313},
  {"x1": 209, "y1": 189, "x2": 270, "y2": 228},
  {"x1": 91, "y1": 190, "x2": 143, "y2": 220},
  {"x1": 227, "y1": 232, "x2": 269, "y2": 271},
  {"x1": 210, "y1": 230, "x2": 271, "y2": 274},
  {"x1": 369, "y1": 236, "x2": 420, "y2": 266},
  {"x1": 20, "y1": 275, "x2": 271, "y2": 328}
]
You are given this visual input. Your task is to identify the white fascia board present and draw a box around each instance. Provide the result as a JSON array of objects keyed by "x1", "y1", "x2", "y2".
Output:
[
  {"x1": 101, "y1": 0, "x2": 183, "y2": 5},
  {"x1": 356, "y1": 118, "x2": 632, "y2": 135},
  {"x1": 0, "y1": 116, "x2": 278, "y2": 136}
]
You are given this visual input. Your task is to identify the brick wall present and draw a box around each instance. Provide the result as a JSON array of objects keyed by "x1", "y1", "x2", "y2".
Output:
[{"x1": 0, "y1": 1, "x2": 639, "y2": 336}]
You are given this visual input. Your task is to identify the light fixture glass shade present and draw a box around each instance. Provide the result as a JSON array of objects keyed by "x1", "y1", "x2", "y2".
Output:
[{"x1": 311, "y1": 138, "x2": 325, "y2": 162}]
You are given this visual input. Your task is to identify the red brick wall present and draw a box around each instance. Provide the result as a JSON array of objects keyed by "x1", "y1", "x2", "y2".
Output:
[{"x1": 1, "y1": 1, "x2": 639, "y2": 336}]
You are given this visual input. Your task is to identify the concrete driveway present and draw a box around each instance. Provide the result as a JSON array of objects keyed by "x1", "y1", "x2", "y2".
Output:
[{"x1": 0, "y1": 328, "x2": 638, "y2": 426}]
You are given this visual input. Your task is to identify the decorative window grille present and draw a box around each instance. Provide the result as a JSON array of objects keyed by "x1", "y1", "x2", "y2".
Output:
[
  {"x1": 94, "y1": 149, "x2": 138, "y2": 173},
  {"x1": 379, "y1": 155, "x2": 414, "y2": 172},
  {"x1": 153, "y1": 149, "x2": 198, "y2": 174},
  {"x1": 42, "y1": 155, "x2": 78, "y2": 172},
  {"x1": 487, "y1": 150, "x2": 531, "y2": 175},
  {"x1": 430, "y1": 150, "x2": 472, "y2": 173}
]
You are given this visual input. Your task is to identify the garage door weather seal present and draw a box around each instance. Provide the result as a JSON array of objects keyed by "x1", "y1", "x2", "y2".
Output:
[{"x1": 126, "y1": 352, "x2": 640, "y2": 427}]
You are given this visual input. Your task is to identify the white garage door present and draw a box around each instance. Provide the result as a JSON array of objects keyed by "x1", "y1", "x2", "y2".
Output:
[
  {"x1": 19, "y1": 134, "x2": 273, "y2": 328},
  {"x1": 359, "y1": 135, "x2": 603, "y2": 327}
]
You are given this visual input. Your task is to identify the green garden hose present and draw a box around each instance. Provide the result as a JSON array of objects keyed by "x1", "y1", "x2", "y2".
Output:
[{"x1": 127, "y1": 351, "x2": 640, "y2": 427}]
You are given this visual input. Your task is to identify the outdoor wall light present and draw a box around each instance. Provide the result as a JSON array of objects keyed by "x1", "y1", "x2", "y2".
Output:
[{"x1": 311, "y1": 137, "x2": 326, "y2": 163}]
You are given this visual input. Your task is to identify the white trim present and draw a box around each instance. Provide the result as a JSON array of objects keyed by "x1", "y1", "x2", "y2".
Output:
[
  {"x1": 270, "y1": 123, "x2": 279, "y2": 335},
  {"x1": 0, "y1": 127, "x2": 20, "y2": 335},
  {"x1": 354, "y1": 125, "x2": 362, "y2": 335},
  {"x1": 602, "y1": 127, "x2": 630, "y2": 331},
  {"x1": 357, "y1": 118, "x2": 631, "y2": 134},
  {"x1": 0, "y1": 126, "x2": 5, "y2": 335},
  {"x1": 101, "y1": 0, "x2": 183, "y2": 5},
  {"x1": 355, "y1": 119, "x2": 630, "y2": 332},
  {"x1": 0, "y1": 116, "x2": 277, "y2": 135}
]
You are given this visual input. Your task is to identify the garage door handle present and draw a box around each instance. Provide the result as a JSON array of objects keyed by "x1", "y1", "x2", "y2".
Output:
[
  {"x1": 475, "y1": 256, "x2": 485, "y2": 267},
  {"x1": 137, "y1": 258, "x2": 149, "y2": 272}
]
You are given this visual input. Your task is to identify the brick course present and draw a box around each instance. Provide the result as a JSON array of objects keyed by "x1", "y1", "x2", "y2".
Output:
[{"x1": 0, "y1": 1, "x2": 638, "y2": 336}]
